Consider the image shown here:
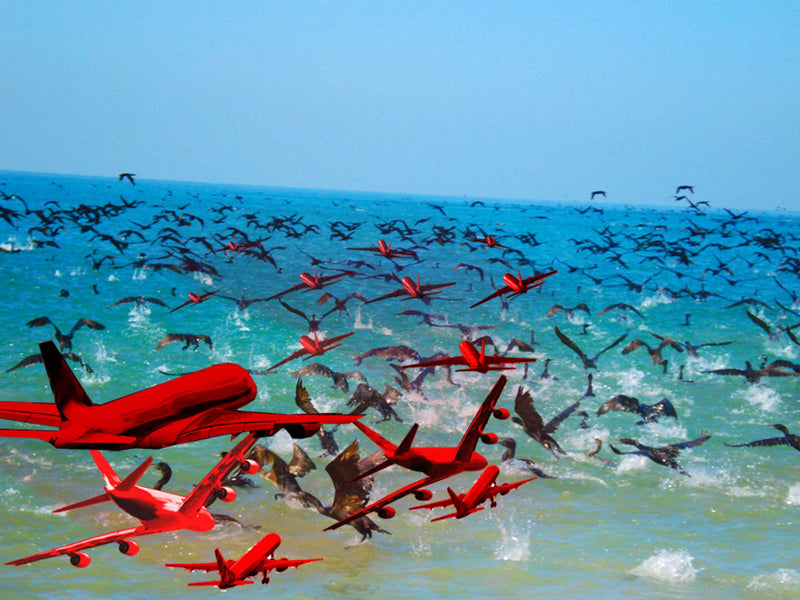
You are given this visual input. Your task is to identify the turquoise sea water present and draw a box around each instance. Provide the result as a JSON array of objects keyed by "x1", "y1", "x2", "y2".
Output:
[{"x1": 0, "y1": 171, "x2": 798, "y2": 599}]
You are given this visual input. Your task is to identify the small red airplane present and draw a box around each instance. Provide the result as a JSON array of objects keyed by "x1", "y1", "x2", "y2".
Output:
[
  {"x1": 6, "y1": 433, "x2": 261, "y2": 568},
  {"x1": 267, "y1": 331, "x2": 355, "y2": 372},
  {"x1": 165, "y1": 532, "x2": 322, "y2": 588},
  {"x1": 325, "y1": 375, "x2": 510, "y2": 531},
  {"x1": 396, "y1": 339, "x2": 536, "y2": 373},
  {"x1": 0, "y1": 341, "x2": 359, "y2": 449},
  {"x1": 170, "y1": 289, "x2": 220, "y2": 313},
  {"x1": 409, "y1": 464, "x2": 535, "y2": 522},
  {"x1": 348, "y1": 239, "x2": 418, "y2": 260},
  {"x1": 466, "y1": 234, "x2": 511, "y2": 249},
  {"x1": 365, "y1": 274, "x2": 456, "y2": 305},
  {"x1": 470, "y1": 269, "x2": 557, "y2": 308},
  {"x1": 266, "y1": 270, "x2": 353, "y2": 301}
]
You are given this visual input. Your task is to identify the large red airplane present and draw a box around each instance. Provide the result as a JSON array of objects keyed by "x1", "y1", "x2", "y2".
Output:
[
  {"x1": 266, "y1": 270, "x2": 353, "y2": 301},
  {"x1": 165, "y1": 532, "x2": 322, "y2": 588},
  {"x1": 0, "y1": 341, "x2": 359, "y2": 449},
  {"x1": 365, "y1": 274, "x2": 456, "y2": 305},
  {"x1": 267, "y1": 331, "x2": 355, "y2": 372},
  {"x1": 470, "y1": 269, "x2": 557, "y2": 308},
  {"x1": 324, "y1": 375, "x2": 510, "y2": 532},
  {"x1": 6, "y1": 433, "x2": 261, "y2": 568},
  {"x1": 348, "y1": 239, "x2": 418, "y2": 260},
  {"x1": 395, "y1": 339, "x2": 536, "y2": 373},
  {"x1": 409, "y1": 464, "x2": 535, "y2": 522},
  {"x1": 169, "y1": 289, "x2": 220, "y2": 313}
]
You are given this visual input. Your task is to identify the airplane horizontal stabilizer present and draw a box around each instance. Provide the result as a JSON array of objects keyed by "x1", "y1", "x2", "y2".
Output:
[{"x1": 52, "y1": 492, "x2": 111, "y2": 513}]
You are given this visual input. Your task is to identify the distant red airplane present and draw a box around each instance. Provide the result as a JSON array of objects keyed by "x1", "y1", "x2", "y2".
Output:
[
  {"x1": 6, "y1": 433, "x2": 261, "y2": 568},
  {"x1": 165, "y1": 532, "x2": 322, "y2": 588},
  {"x1": 466, "y1": 234, "x2": 511, "y2": 249},
  {"x1": 267, "y1": 331, "x2": 355, "y2": 372},
  {"x1": 409, "y1": 464, "x2": 535, "y2": 521},
  {"x1": 470, "y1": 269, "x2": 557, "y2": 308},
  {"x1": 325, "y1": 375, "x2": 510, "y2": 531},
  {"x1": 396, "y1": 339, "x2": 536, "y2": 373},
  {"x1": 266, "y1": 270, "x2": 353, "y2": 301},
  {"x1": 365, "y1": 274, "x2": 456, "y2": 305},
  {"x1": 170, "y1": 289, "x2": 220, "y2": 313},
  {"x1": 348, "y1": 239, "x2": 418, "y2": 260},
  {"x1": 0, "y1": 341, "x2": 359, "y2": 449}
]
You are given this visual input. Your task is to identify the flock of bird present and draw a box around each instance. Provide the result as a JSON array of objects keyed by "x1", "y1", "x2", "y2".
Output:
[{"x1": 1, "y1": 176, "x2": 799, "y2": 566}]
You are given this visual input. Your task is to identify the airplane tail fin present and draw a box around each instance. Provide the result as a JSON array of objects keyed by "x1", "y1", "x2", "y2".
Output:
[
  {"x1": 446, "y1": 486, "x2": 465, "y2": 514},
  {"x1": 116, "y1": 456, "x2": 155, "y2": 492},
  {"x1": 89, "y1": 450, "x2": 122, "y2": 488},
  {"x1": 215, "y1": 548, "x2": 231, "y2": 580},
  {"x1": 396, "y1": 423, "x2": 419, "y2": 455},
  {"x1": 39, "y1": 340, "x2": 93, "y2": 422}
]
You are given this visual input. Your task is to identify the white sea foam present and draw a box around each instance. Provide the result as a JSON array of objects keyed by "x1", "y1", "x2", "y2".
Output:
[
  {"x1": 748, "y1": 569, "x2": 800, "y2": 590},
  {"x1": 734, "y1": 385, "x2": 782, "y2": 412},
  {"x1": 630, "y1": 549, "x2": 699, "y2": 583},
  {"x1": 785, "y1": 482, "x2": 800, "y2": 505},
  {"x1": 494, "y1": 521, "x2": 531, "y2": 562}
]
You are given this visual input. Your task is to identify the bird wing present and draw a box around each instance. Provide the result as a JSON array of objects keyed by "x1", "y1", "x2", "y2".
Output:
[
  {"x1": 288, "y1": 443, "x2": 316, "y2": 477},
  {"x1": 554, "y1": 326, "x2": 589, "y2": 366},
  {"x1": 597, "y1": 395, "x2": 641, "y2": 416},
  {"x1": 513, "y1": 386, "x2": 546, "y2": 434},
  {"x1": 544, "y1": 400, "x2": 581, "y2": 433}
]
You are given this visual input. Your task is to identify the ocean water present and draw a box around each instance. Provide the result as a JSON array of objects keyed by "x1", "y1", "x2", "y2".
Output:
[{"x1": 0, "y1": 170, "x2": 798, "y2": 599}]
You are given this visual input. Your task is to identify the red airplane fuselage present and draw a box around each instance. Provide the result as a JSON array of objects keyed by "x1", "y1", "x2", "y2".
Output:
[
  {"x1": 109, "y1": 485, "x2": 215, "y2": 533},
  {"x1": 394, "y1": 446, "x2": 488, "y2": 479}
]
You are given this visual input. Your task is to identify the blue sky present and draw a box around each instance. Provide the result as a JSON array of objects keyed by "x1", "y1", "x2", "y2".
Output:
[{"x1": 2, "y1": 2, "x2": 798, "y2": 210}]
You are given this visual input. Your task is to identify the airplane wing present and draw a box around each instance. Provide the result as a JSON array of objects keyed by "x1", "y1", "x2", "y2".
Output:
[
  {"x1": 469, "y1": 285, "x2": 512, "y2": 309},
  {"x1": 395, "y1": 356, "x2": 463, "y2": 370},
  {"x1": 324, "y1": 474, "x2": 444, "y2": 531},
  {"x1": 266, "y1": 282, "x2": 306, "y2": 301},
  {"x1": 6, "y1": 526, "x2": 150, "y2": 566},
  {"x1": 454, "y1": 374, "x2": 507, "y2": 463},
  {"x1": 408, "y1": 497, "x2": 455, "y2": 512},
  {"x1": 319, "y1": 331, "x2": 355, "y2": 349},
  {"x1": 259, "y1": 557, "x2": 323, "y2": 572},
  {"x1": 364, "y1": 288, "x2": 407, "y2": 304},
  {"x1": 179, "y1": 432, "x2": 260, "y2": 515},
  {"x1": 172, "y1": 408, "x2": 361, "y2": 446},
  {"x1": 267, "y1": 348, "x2": 311, "y2": 371},
  {"x1": 484, "y1": 355, "x2": 536, "y2": 366}
]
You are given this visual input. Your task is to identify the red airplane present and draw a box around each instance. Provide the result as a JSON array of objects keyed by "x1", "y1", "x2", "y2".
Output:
[
  {"x1": 409, "y1": 464, "x2": 535, "y2": 521},
  {"x1": 470, "y1": 269, "x2": 557, "y2": 308},
  {"x1": 466, "y1": 234, "x2": 511, "y2": 249},
  {"x1": 0, "y1": 341, "x2": 359, "y2": 449},
  {"x1": 267, "y1": 331, "x2": 355, "y2": 372},
  {"x1": 365, "y1": 274, "x2": 456, "y2": 305},
  {"x1": 266, "y1": 270, "x2": 353, "y2": 301},
  {"x1": 324, "y1": 375, "x2": 510, "y2": 531},
  {"x1": 6, "y1": 433, "x2": 261, "y2": 568},
  {"x1": 348, "y1": 239, "x2": 418, "y2": 260},
  {"x1": 165, "y1": 532, "x2": 321, "y2": 588},
  {"x1": 396, "y1": 339, "x2": 536, "y2": 373},
  {"x1": 169, "y1": 289, "x2": 220, "y2": 313}
]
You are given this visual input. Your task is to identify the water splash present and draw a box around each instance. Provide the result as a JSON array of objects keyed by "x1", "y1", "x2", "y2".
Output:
[
  {"x1": 748, "y1": 569, "x2": 800, "y2": 590},
  {"x1": 785, "y1": 482, "x2": 800, "y2": 505},
  {"x1": 493, "y1": 521, "x2": 531, "y2": 562},
  {"x1": 630, "y1": 549, "x2": 699, "y2": 583}
]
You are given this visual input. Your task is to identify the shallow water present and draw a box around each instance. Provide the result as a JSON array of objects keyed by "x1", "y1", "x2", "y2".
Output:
[{"x1": 0, "y1": 171, "x2": 798, "y2": 599}]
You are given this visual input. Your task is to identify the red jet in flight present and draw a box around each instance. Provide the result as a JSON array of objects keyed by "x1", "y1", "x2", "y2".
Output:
[
  {"x1": 409, "y1": 464, "x2": 535, "y2": 521},
  {"x1": 365, "y1": 274, "x2": 456, "y2": 305},
  {"x1": 396, "y1": 339, "x2": 536, "y2": 373},
  {"x1": 267, "y1": 331, "x2": 355, "y2": 372},
  {"x1": 166, "y1": 532, "x2": 322, "y2": 588},
  {"x1": 470, "y1": 269, "x2": 557, "y2": 308},
  {"x1": 170, "y1": 289, "x2": 220, "y2": 313},
  {"x1": 0, "y1": 341, "x2": 359, "y2": 449},
  {"x1": 325, "y1": 375, "x2": 510, "y2": 531},
  {"x1": 266, "y1": 270, "x2": 353, "y2": 301},
  {"x1": 6, "y1": 433, "x2": 261, "y2": 568},
  {"x1": 348, "y1": 239, "x2": 418, "y2": 260},
  {"x1": 466, "y1": 234, "x2": 511, "y2": 249}
]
